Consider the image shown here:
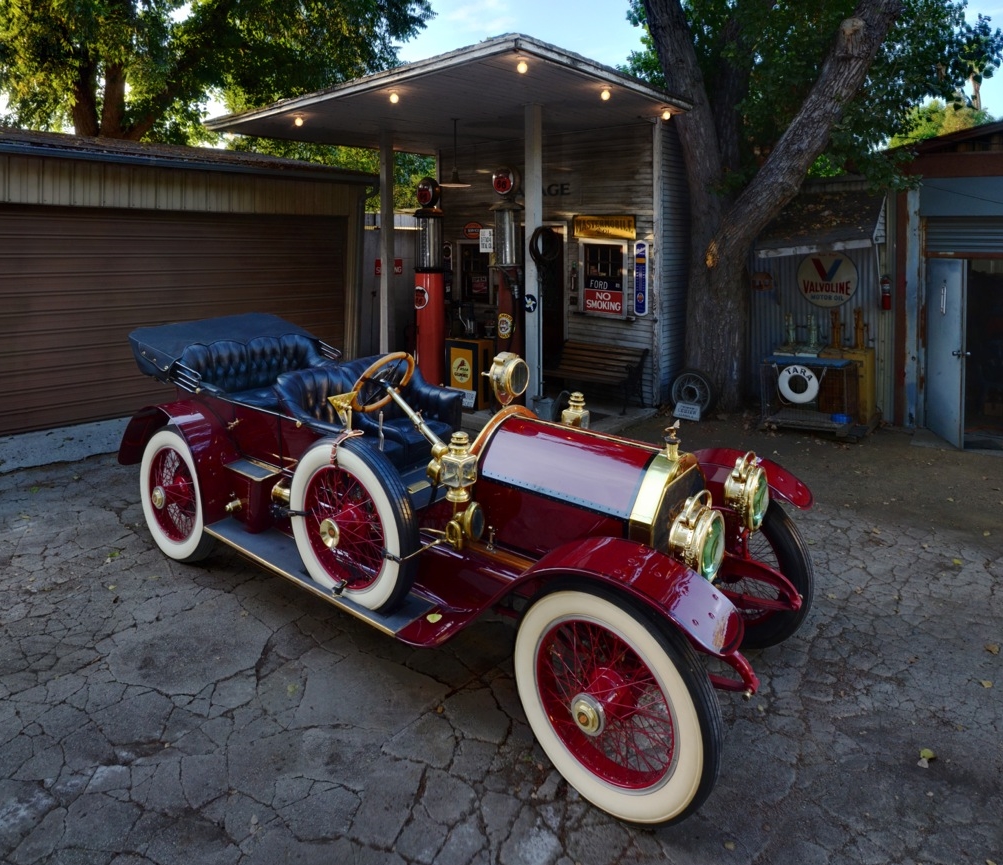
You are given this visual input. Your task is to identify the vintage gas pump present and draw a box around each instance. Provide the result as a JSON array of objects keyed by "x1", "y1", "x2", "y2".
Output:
[
  {"x1": 413, "y1": 177, "x2": 446, "y2": 385},
  {"x1": 490, "y1": 167, "x2": 524, "y2": 359}
]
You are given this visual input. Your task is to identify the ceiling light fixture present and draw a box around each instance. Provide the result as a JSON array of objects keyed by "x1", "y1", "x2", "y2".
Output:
[
  {"x1": 389, "y1": 90, "x2": 399, "y2": 104},
  {"x1": 293, "y1": 115, "x2": 304, "y2": 127},
  {"x1": 662, "y1": 109, "x2": 672, "y2": 121},
  {"x1": 439, "y1": 118, "x2": 471, "y2": 189},
  {"x1": 600, "y1": 87, "x2": 611, "y2": 102},
  {"x1": 516, "y1": 59, "x2": 528, "y2": 74}
]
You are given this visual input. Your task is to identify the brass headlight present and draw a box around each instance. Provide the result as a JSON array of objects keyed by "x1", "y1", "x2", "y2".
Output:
[
  {"x1": 487, "y1": 352, "x2": 529, "y2": 406},
  {"x1": 723, "y1": 451, "x2": 770, "y2": 531},
  {"x1": 668, "y1": 490, "x2": 725, "y2": 581}
]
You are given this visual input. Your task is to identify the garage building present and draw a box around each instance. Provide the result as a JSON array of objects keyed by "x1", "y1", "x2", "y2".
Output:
[{"x1": 0, "y1": 130, "x2": 374, "y2": 435}]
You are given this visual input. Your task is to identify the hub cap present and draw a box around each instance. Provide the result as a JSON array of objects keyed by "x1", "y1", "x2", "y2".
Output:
[
  {"x1": 318, "y1": 517, "x2": 341, "y2": 549},
  {"x1": 571, "y1": 694, "x2": 605, "y2": 736}
]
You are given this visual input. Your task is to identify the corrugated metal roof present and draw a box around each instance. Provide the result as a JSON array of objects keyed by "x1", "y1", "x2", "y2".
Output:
[
  {"x1": 0, "y1": 127, "x2": 376, "y2": 184},
  {"x1": 755, "y1": 187, "x2": 886, "y2": 257}
]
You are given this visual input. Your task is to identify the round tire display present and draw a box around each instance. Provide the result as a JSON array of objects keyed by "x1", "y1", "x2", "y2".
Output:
[
  {"x1": 514, "y1": 586, "x2": 722, "y2": 825},
  {"x1": 290, "y1": 438, "x2": 418, "y2": 612},
  {"x1": 777, "y1": 365, "x2": 819, "y2": 404},
  {"x1": 140, "y1": 428, "x2": 216, "y2": 563},
  {"x1": 670, "y1": 369, "x2": 715, "y2": 412}
]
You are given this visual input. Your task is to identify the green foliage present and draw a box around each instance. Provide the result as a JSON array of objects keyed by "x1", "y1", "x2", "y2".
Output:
[
  {"x1": 888, "y1": 98, "x2": 993, "y2": 146},
  {"x1": 0, "y1": 0, "x2": 433, "y2": 142},
  {"x1": 623, "y1": 0, "x2": 1003, "y2": 189},
  {"x1": 229, "y1": 136, "x2": 434, "y2": 210}
]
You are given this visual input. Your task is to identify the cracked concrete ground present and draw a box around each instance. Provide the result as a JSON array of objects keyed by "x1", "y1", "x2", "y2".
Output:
[{"x1": 0, "y1": 418, "x2": 1000, "y2": 865}]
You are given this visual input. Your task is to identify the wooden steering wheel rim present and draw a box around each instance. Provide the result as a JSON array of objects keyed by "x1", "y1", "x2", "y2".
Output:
[{"x1": 350, "y1": 352, "x2": 415, "y2": 413}]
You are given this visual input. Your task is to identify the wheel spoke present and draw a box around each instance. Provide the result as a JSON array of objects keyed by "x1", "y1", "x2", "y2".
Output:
[
  {"x1": 305, "y1": 465, "x2": 385, "y2": 589},
  {"x1": 151, "y1": 448, "x2": 196, "y2": 541},
  {"x1": 537, "y1": 617, "x2": 676, "y2": 789}
]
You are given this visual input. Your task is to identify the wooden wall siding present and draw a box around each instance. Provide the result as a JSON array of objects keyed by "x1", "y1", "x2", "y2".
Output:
[
  {"x1": 0, "y1": 204, "x2": 347, "y2": 435},
  {"x1": 658, "y1": 123, "x2": 690, "y2": 404},
  {"x1": 0, "y1": 153, "x2": 364, "y2": 215},
  {"x1": 436, "y1": 123, "x2": 667, "y2": 407}
]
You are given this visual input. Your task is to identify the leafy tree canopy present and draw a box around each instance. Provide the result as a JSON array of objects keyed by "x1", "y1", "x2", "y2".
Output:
[
  {"x1": 0, "y1": 0, "x2": 433, "y2": 144},
  {"x1": 624, "y1": 0, "x2": 1003, "y2": 190},
  {"x1": 229, "y1": 136, "x2": 435, "y2": 210},
  {"x1": 889, "y1": 98, "x2": 993, "y2": 145}
]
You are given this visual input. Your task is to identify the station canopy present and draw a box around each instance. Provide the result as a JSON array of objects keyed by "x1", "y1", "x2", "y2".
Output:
[{"x1": 205, "y1": 33, "x2": 690, "y2": 155}]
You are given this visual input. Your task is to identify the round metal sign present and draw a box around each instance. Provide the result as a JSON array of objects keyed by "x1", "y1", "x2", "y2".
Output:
[{"x1": 797, "y1": 254, "x2": 858, "y2": 308}]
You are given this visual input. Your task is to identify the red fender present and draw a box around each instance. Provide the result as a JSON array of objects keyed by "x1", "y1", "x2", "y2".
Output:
[
  {"x1": 524, "y1": 536, "x2": 745, "y2": 658},
  {"x1": 117, "y1": 401, "x2": 240, "y2": 524},
  {"x1": 693, "y1": 447, "x2": 813, "y2": 510}
]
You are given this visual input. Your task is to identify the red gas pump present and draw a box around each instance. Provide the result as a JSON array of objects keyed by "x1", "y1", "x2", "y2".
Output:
[
  {"x1": 490, "y1": 167, "x2": 524, "y2": 359},
  {"x1": 414, "y1": 177, "x2": 446, "y2": 385}
]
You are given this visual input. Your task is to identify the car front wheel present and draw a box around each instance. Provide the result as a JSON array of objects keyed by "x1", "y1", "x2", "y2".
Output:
[
  {"x1": 513, "y1": 585, "x2": 723, "y2": 825},
  {"x1": 721, "y1": 501, "x2": 815, "y2": 649}
]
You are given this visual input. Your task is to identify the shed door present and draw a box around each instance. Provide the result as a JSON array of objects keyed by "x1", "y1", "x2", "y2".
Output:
[
  {"x1": 925, "y1": 259, "x2": 967, "y2": 448},
  {"x1": 0, "y1": 204, "x2": 347, "y2": 435}
]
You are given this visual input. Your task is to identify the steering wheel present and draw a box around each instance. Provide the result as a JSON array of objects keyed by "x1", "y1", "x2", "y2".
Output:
[{"x1": 350, "y1": 352, "x2": 415, "y2": 413}]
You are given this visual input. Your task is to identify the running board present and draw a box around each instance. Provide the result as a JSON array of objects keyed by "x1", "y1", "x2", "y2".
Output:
[{"x1": 204, "y1": 517, "x2": 435, "y2": 636}]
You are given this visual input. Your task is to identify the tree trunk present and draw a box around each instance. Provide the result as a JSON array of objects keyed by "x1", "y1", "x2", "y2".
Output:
[
  {"x1": 645, "y1": 0, "x2": 904, "y2": 411},
  {"x1": 71, "y1": 59, "x2": 100, "y2": 137},
  {"x1": 100, "y1": 64, "x2": 127, "y2": 138}
]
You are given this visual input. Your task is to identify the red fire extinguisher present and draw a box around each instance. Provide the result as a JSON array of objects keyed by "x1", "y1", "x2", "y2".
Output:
[{"x1": 880, "y1": 275, "x2": 891, "y2": 311}]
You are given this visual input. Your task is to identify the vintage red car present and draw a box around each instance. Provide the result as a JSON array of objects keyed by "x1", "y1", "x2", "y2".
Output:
[{"x1": 119, "y1": 312, "x2": 814, "y2": 826}]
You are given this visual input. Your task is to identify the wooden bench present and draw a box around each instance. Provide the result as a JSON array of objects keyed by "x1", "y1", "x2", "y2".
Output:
[{"x1": 544, "y1": 340, "x2": 648, "y2": 413}]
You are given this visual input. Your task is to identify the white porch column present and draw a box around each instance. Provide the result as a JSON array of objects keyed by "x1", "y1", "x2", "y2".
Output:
[
  {"x1": 904, "y1": 187, "x2": 921, "y2": 427},
  {"x1": 524, "y1": 103, "x2": 544, "y2": 402},
  {"x1": 378, "y1": 130, "x2": 395, "y2": 353}
]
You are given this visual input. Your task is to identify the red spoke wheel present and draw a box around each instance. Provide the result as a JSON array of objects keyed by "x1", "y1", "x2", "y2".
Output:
[
  {"x1": 514, "y1": 586, "x2": 722, "y2": 825},
  {"x1": 291, "y1": 438, "x2": 418, "y2": 613},
  {"x1": 720, "y1": 501, "x2": 815, "y2": 649},
  {"x1": 139, "y1": 429, "x2": 215, "y2": 562}
]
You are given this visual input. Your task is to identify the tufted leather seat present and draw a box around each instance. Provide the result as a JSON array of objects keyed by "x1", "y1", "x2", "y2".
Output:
[
  {"x1": 276, "y1": 358, "x2": 463, "y2": 470},
  {"x1": 335, "y1": 358, "x2": 462, "y2": 467},
  {"x1": 275, "y1": 366, "x2": 405, "y2": 466},
  {"x1": 177, "y1": 334, "x2": 330, "y2": 407}
]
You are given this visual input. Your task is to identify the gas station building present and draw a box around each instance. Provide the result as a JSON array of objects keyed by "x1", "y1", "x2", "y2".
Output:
[{"x1": 207, "y1": 33, "x2": 693, "y2": 416}]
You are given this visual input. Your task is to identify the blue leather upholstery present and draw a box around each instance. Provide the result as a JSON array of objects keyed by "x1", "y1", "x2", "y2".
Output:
[
  {"x1": 276, "y1": 358, "x2": 463, "y2": 470},
  {"x1": 274, "y1": 366, "x2": 405, "y2": 466},
  {"x1": 177, "y1": 334, "x2": 329, "y2": 406}
]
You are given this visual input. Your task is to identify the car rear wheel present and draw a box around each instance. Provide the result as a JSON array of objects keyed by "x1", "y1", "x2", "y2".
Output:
[
  {"x1": 514, "y1": 586, "x2": 722, "y2": 825},
  {"x1": 290, "y1": 438, "x2": 418, "y2": 613},
  {"x1": 721, "y1": 501, "x2": 815, "y2": 649},
  {"x1": 140, "y1": 428, "x2": 216, "y2": 563}
]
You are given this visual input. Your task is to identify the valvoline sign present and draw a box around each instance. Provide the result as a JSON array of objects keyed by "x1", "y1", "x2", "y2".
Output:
[{"x1": 796, "y1": 253, "x2": 858, "y2": 307}]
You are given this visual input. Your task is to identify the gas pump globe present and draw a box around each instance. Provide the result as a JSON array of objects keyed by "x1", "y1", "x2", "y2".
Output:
[
  {"x1": 492, "y1": 167, "x2": 521, "y2": 266},
  {"x1": 414, "y1": 178, "x2": 446, "y2": 385}
]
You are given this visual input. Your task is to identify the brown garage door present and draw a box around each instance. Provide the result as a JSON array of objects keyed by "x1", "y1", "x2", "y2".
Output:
[{"x1": 0, "y1": 204, "x2": 346, "y2": 435}]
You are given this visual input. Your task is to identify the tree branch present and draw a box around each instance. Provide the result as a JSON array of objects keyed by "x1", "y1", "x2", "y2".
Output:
[{"x1": 709, "y1": 0, "x2": 904, "y2": 268}]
